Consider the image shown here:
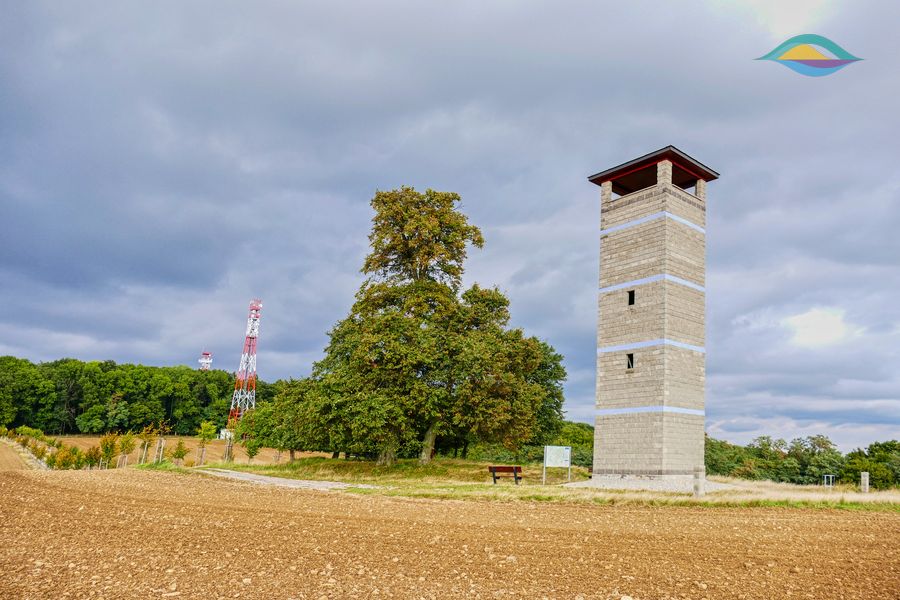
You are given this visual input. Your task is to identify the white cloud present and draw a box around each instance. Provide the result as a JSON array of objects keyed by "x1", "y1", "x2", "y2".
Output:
[
  {"x1": 706, "y1": 415, "x2": 898, "y2": 452},
  {"x1": 782, "y1": 307, "x2": 861, "y2": 348},
  {"x1": 717, "y1": 0, "x2": 838, "y2": 38}
]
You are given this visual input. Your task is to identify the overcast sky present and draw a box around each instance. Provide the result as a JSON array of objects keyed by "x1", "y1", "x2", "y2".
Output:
[{"x1": 2, "y1": 1, "x2": 898, "y2": 450}]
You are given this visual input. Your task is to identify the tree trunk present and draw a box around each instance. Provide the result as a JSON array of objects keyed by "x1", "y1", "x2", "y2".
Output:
[
  {"x1": 376, "y1": 446, "x2": 397, "y2": 467},
  {"x1": 462, "y1": 440, "x2": 469, "y2": 459},
  {"x1": 419, "y1": 422, "x2": 439, "y2": 464},
  {"x1": 331, "y1": 451, "x2": 340, "y2": 459},
  {"x1": 289, "y1": 449, "x2": 296, "y2": 462}
]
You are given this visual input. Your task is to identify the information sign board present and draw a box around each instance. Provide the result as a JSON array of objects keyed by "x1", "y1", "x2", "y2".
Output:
[
  {"x1": 543, "y1": 445, "x2": 572, "y2": 483},
  {"x1": 544, "y1": 445, "x2": 571, "y2": 467}
]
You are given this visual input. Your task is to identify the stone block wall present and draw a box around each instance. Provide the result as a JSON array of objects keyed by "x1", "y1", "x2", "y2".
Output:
[
  {"x1": 594, "y1": 159, "x2": 707, "y2": 477},
  {"x1": 593, "y1": 412, "x2": 705, "y2": 475},
  {"x1": 599, "y1": 220, "x2": 667, "y2": 285}
]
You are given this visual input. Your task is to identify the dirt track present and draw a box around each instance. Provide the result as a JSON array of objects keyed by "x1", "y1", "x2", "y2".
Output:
[
  {"x1": 1, "y1": 469, "x2": 898, "y2": 599},
  {"x1": 0, "y1": 440, "x2": 28, "y2": 470}
]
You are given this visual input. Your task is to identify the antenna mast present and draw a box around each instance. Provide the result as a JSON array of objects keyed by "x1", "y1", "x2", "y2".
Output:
[
  {"x1": 228, "y1": 299, "x2": 262, "y2": 427},
  {"x1": 198, "y1": 351, "x2": 213, "y2": 371}
]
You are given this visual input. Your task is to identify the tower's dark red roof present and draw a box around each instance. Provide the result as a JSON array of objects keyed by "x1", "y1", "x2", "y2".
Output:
[{"x1": 588, "y1": 146, "x2": 719, "y2": 195}]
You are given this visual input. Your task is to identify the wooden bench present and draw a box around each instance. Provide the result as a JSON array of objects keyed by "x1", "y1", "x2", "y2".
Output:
[{"x1": 488, "y1": 465, "x2": 523, "y2": 485}]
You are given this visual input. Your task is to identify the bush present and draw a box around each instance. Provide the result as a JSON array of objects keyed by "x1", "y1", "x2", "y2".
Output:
[
  {"x1": 16, "y1": 426, "x2": 45, "y2": 441},
  {"x1": 0, "y1": 425, "x2": 6, "y2": 437},
  {"x1": 169, "y1": 440, "x2": 189, "y2": 464},
  {"x1": 197, "y1": 421, "x2": 217, "y2": 447},
  {"x1": 28, "y1": 440, "x2": 47, "y2": 460},
  {"x1": 137, "y1": 425, "x2": 156, "y2": 463},
  {"x1": 463, "y1": 438, "x2": 593, "y2": 469},
  {"x1": 119, "y1": 432, "x2": 136, "y2": 457},
  {"x1": 99, "y1": 433, "x2": 119, "y2": 467},
  {"x1": 244, "y1": 437, "x2": 262, "y2": 463},
  {"x1": 42, "y1": 444, "x2": 90, "y2": 470},
  {"x1": 842, "y1": 456, "x2": 895, "y2": 490},
  {"x1": 84, "y1": 446, "x2": 101, "y2": 469},
  {"x1": 71, "y1": 446, "x2": 85, "y2": 469},
  {"x1": 54, "y1": 446, "x2": 75, "y2": 469}
]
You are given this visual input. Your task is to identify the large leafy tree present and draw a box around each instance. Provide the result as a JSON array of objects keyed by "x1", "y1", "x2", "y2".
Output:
[
  {"x1": 309, "y1": 186, "x2": 565, "y2": 465},
  {"x1": 238, "y1": 380, "x2": 332, "y2": 461},
  {"x1": 362, "y1": 186, "x2": 483, "y2": 286}
]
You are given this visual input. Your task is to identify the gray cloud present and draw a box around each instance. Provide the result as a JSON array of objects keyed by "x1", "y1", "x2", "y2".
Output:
[{"x1": 2, "y1": 1, "x2": 898, "y2": 450}]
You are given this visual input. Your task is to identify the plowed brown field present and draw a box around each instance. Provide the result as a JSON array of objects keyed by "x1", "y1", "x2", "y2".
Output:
[{"x1": 1, "y1": 469, "x2": 898, "y2": 599}]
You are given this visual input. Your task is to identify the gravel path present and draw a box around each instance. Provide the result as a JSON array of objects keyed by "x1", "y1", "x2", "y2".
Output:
[
  {"x1": 199, "y1": 468, "x2": 376, "y2": 490},
  {"x1": 1, "y1": 468, "x2": 898, "y2": 599}
]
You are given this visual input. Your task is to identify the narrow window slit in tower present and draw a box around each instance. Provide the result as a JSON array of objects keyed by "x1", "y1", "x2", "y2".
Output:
[
  {"x1": 627, "y1": 290, "x2": 635, "y2": 306},
  {"x1": 626, "y1": 353, "x2": 634, "y2": 370}
]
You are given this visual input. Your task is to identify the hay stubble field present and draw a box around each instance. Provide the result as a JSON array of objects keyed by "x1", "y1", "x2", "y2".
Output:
[{"x1": 0, "y1": 440, "x2": 29, "y2": 470}]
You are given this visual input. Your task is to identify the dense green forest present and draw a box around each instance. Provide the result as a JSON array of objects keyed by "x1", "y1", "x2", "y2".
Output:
[
  {"x1": 0, "y1": 355, "x2": 278, "y2": 435},
  {"x1": 705, "y1": 435, "x2": 900, "y2": 490}
]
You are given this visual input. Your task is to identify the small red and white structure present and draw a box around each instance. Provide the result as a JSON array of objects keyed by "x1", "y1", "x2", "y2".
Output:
[
  {"x1": 228, "y1": 299, "x2": 262, "y2": 428},
  {"x1": 198, "y1": 350, "x2": 213, "y2": 371}
]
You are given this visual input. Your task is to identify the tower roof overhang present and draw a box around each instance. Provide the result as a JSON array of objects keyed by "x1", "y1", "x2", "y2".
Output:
[{"x1": 588, "y1": 145, "x2": 719, "y2": 196}]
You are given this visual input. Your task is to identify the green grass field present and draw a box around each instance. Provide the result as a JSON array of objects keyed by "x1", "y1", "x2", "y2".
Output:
[
  {"x1": 204, "y1": 456, "x2": 590, "y2": 485},
  {"x1": 133, "y1": 457, "x2": 900, "y2": 513}
]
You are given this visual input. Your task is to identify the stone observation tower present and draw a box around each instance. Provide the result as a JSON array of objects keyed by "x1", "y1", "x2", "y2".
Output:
[{"x1": 587, "y1": 146, "x2": 718, "y2": 481}]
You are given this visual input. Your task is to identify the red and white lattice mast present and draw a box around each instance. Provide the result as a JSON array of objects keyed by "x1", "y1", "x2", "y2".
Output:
[
  {"x1": 228, "y1": 299, "x2": 262, "y2": 428},
  {"x1": 198, "y1": 350, "x2": 213, "y2": 371}
]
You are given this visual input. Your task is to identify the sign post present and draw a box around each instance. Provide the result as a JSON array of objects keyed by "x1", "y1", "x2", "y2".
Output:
[{"x1": 543, "y1": 445, "x2": 572, "y2": 484}]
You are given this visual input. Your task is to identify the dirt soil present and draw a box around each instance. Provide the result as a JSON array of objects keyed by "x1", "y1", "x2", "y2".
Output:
[
  {"x1": 1, "y1": 469, "x2": 898, "y2": 600},
  {"x1": 0, "y1": 441, "x2": 28, "y2": 470}
]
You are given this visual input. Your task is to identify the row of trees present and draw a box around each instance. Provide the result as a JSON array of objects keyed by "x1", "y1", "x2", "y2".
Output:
[
  {"x1": 0, "y1": 356, "x2": 277, "y2": 436},
  {"x1": 4, "y1": 424, "x2": 209, "y2": 470},
  {"x1": 705, "y1": 435, "x2": 900, "y2": 490},
  {"x1": 6, "y1": 426, "x2": 127, "y2": 469}
]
